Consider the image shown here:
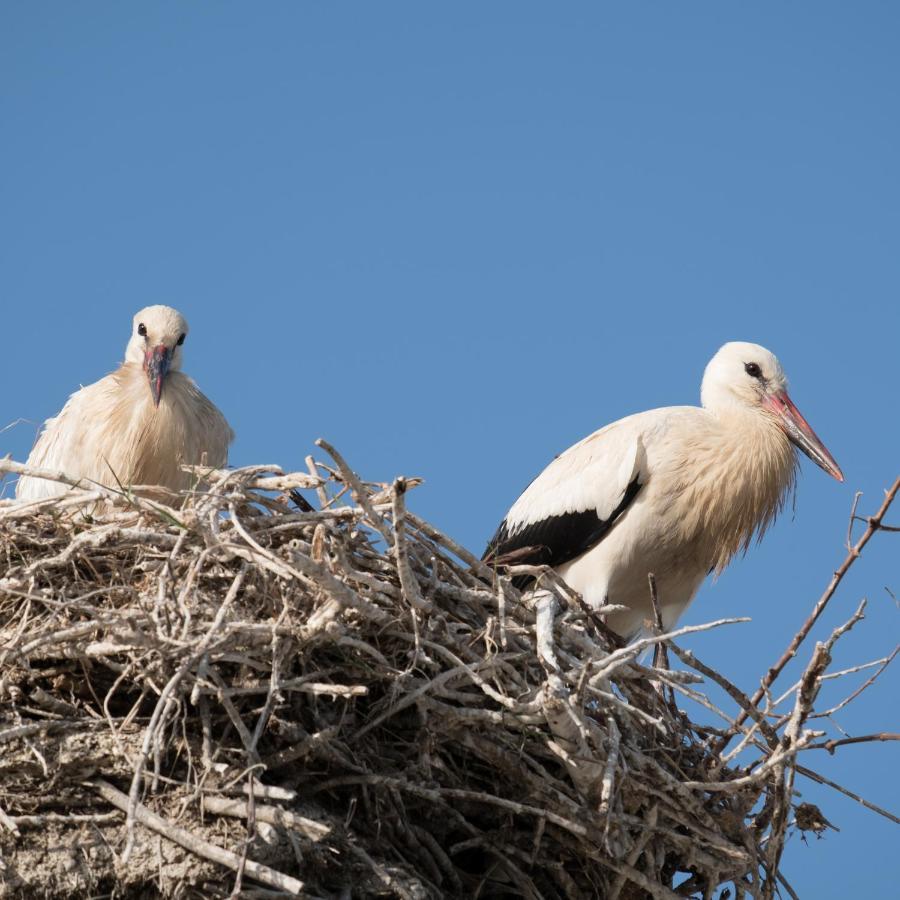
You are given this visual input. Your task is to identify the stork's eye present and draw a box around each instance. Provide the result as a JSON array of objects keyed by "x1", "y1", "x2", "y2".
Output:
[
  {"x1": 176, "y1": 333, "x2": 186, "y2": 346},
  {"x1": 137, "y1": 323, "x2": 147, "y2": 337},
  {"x1": 744, "y1": 362, "x2": 762, "y2": 378}
]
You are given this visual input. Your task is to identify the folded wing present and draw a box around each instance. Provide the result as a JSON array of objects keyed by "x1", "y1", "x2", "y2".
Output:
[{"x1": 483, "y1": 421, "x2": 647, "y2": 581}]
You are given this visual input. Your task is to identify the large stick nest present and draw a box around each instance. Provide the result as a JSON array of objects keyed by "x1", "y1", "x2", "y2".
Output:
[{"x1": 0, "y1": 446, "x2": 893, "y2": 899}]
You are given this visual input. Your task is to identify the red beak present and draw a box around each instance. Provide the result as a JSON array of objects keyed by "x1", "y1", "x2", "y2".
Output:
[
  {"x1": 144, "y1": 344, "x2": 172, "y2": 408},
  {"x1": 764, "y1": 390, "x2": 843, "y2": 482}
]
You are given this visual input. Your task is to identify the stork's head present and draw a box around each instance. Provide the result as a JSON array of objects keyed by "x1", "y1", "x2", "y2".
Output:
[
  {"x1": 125, "y1": 305, "x2": 189, "y2": 407},
  {"x1": 701, "y1": 341, "x2": 843, "y2": 482}
]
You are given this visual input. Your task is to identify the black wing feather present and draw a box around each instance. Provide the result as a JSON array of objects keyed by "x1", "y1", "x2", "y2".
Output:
[
  {"x1": 483, "y1": 475, "x2": 642, "y2": 588},
  {"x1": 289, "y1": 490, "x2": 315, "y2": 513}
]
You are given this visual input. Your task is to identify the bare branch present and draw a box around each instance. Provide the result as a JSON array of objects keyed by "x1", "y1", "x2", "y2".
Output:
[{"x1": 720, "y1": 477, "x2": 900, "y2": 749}]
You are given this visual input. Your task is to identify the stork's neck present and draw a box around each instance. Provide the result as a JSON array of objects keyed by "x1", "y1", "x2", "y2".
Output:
[{"x1": 672, "y1": 406, "x2": 798, "y2": 573}]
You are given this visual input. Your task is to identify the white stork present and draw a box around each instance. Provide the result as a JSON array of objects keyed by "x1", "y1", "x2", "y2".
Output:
[
  {"x1": 16, "y1": 305, "x2": 233, "y2": 501},
  {"x1": 483, "y1": 342, "x2": 843, "y2": 639}
]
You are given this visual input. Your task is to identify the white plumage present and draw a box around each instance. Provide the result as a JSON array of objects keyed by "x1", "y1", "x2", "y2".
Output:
[
  {"x1": 16, "y1": 305, "x2": 233, "y2": 501},
  {"x1": 484, "y1": 342, "x2": 843, "y2": 639}
]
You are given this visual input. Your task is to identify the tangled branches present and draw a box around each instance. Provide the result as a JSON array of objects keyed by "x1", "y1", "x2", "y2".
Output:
[{"x1": 0, "y1": 448, "x2": 896, "y2": 898}]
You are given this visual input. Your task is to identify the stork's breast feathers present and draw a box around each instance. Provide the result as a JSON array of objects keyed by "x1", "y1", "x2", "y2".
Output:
[
  {"x1": 657, "y1": 410, "x2": 799, "y2": 573},
  {"x1": 165, "y1": 374, "x2": 233, "y2": 469},
  {"x1": 32, "y1": 368, "x2": 230, "y2": 493},
  {"x1": 17, "y1": 331, "x2": 233, "y2": 499}
]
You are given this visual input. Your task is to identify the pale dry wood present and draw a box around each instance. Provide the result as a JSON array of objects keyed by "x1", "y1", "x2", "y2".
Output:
[
  {"x1": 91, "y1": 778, "x2": 305, "y2": 895},
  {"x1": 202, "y1": 795, "x2": 331, "y2": 841}
]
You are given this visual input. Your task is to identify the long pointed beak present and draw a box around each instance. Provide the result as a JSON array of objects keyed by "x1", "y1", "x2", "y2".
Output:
[
  {"x1": 764, "y1": 389, "x2": 843, "y2": 482},
  {"x1": 144, "y1": 345, "x2": 172, "y2": 408}
]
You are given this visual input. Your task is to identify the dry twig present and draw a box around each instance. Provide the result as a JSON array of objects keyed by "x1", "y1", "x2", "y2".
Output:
[{"x1": 0, "y1": 454, "x2": 895, "y2": 898}]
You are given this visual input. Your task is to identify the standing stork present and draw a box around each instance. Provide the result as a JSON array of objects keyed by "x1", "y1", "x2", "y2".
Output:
[
  {"x1": 483, "y1": 342, "x2": 843, "y2": 639},
  {"x1": 16, "y1": 305, "x2": 233, "y2": 501}
]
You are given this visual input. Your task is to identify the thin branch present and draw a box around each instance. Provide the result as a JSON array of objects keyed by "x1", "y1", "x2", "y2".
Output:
[
  {"x1": 91, "y1": 779, "x2": 305, "y2": 894},
  {"x1": 720, "y1": 476, "x2": 900, "y2": 750}
]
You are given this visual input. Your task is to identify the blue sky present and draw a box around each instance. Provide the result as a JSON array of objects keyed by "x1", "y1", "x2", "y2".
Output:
[{"x1": 2, "y1": 4, "x2": 897, "y2": 894}]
